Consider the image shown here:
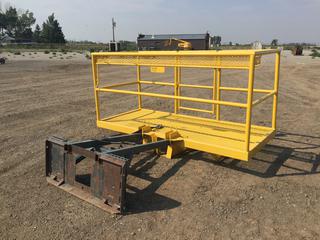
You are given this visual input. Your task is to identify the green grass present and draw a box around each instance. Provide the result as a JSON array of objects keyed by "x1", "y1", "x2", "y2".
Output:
[
  {"x1": 310, "y1": 49, "x2": 320, "y2": 58},
  {"x1": 85, "y1": 53, "x2": 91, "y2": 59},
  {"x1": 0, "y1": 43, "x2": 108, "y2": 52},
  {"x1": 0, "y1": 41, "x2": 139, "y2": 53},
  {"x1": 61, "y1": 48, "x2": 68, "y2": 54}
]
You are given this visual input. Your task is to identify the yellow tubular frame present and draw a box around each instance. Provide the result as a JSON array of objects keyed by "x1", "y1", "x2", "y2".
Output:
[
  {"x1": 272, "y1": 52, "x2": 281, "y2": 129},
  {"x1": 174, "y1": 66, "x2": 179, "y2": 113},
  {"x1": 92, "y1": 58, "x2": 101, "y2": 121},
  {"x1": 215, "y1": 68, "x2": 221, "y2": 120},
  {"x1": 91, "y1": 49, "x2": 281, "y2": 161},
  {"x1": 244, "y1": 54, "x2": 256, "y2": 152},
  {"x1": 213, "y1": 69, "x2": 217, "y2": 113},
  {"x1": 137, "y1": 65, "x2": 142, "y2": 109}
]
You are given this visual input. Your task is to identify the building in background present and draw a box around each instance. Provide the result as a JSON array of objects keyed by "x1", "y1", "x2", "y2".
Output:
[
  {"x1": 0, "y1": 34, "x2": 15, "y2": 45},
  {"x1": 137, "y1": 33, "x2": 210, "y2": 50}
]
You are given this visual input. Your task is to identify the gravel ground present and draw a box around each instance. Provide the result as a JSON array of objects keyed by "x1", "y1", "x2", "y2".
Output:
[{"x1": 0, "y1": 50, "x2": 320, "y2": 239}]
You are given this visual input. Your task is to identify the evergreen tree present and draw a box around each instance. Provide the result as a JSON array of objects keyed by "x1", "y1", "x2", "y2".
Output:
[
  {"x1": 271, "y1": 39, "x2": 278, "y2": 46},
  {"x1": 0, "y1": 12, "x2": 7, "y2": 34},
  {"x1": 4, "y1": 7, "x2": 18, "y2": 37},
  {"x1": 15, "y1": 10, "x2": 36, "y2": 40},
  {"x1": 33, "y1": 24, "x2": 41, "y2": 42},
  {"x1": 40, "y1": 13, "x2": 65, "y2": 43},
  {"x1": 212, "y1": 36, "x2": 222, "y2": 46},
  {"x1": 0, "y1": 6, "x2": 35, "y2": 41}
]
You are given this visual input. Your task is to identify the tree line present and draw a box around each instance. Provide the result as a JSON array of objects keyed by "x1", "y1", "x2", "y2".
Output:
[{"x1": 0, "y1": 6, "x2": 65, "y2": 43}]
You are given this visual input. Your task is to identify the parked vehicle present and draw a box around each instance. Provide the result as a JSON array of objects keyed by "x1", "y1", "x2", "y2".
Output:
[{"x1": 0, "y1": 57, "x2": 6, "y2": 64}]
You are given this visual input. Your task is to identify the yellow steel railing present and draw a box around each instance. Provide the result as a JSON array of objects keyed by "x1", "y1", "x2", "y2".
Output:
[{"x1": 91, "y1": 49, "x2": 281, "y2": 153}]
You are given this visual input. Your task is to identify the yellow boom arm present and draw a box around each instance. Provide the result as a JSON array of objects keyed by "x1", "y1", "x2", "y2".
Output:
[{"x1": 165, "y1": 38, "x2": 192, "y2": 50}]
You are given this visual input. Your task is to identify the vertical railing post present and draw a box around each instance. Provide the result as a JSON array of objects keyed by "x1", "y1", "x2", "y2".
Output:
[
  {"x1": 91, "y1": 55, "x2": 101, "y2": 121},
  {"x1": 177, "y1": 67, "x2": 181, "y2": 110},
  {"x1": 215, "y1": 68, "x2": 221, "y2": 120},
  {"x1": 174, "y1": 55, "x2": 179, "y2": 114},
  {"x1": 244, "y1": 54, "x2": 256, "y2": 152},
  {"x1": 213, "y1": 69, "x2": 217, "y2": 113},
  {"x1": 272, "y1": 51, "x2": 281, "y2": 130},
  {"x1": 136, "y1": 64, "x2": 142, "y2": 109},
  {"x1": 174, "y1": 66, "x2": 178, "y2": 113}
]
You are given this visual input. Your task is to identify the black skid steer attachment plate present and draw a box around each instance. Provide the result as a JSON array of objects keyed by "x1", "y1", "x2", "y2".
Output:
[
  {"x1": 45, "y1": 135, "x2": 169, "y2": 214},
  {"x1": 46, "y1": 136, "x2": 128, "y2": 214}
]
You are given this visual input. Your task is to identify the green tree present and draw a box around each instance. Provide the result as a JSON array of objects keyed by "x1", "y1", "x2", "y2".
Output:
[
  {"x1": 119, "y1": 40, "x2": 137, "y2": 51},
  {"x1": 0, "y1": 6, "x2": 36, "y2": 41},
  {"x1": 40, "y1": 13, "x2": 66, "y2": 43},
  {"x1": 212, "y1": 36, "x2": 222, "y2": 46},
  {"x1": 271, "y1": 39, "x2": 278, "y2": 47},
  {"x1": 33, "y1": 24, "x2": 41, "y2": 42},
  {"x1": 4, "y1": 6, "x2": 18, "y2": 37},
  {"x1": 0, "y1": 11, "x2": 7, "y2": 34},
  {"x1": 15, "y1": 10, "x2": 36, "y2": 40}
]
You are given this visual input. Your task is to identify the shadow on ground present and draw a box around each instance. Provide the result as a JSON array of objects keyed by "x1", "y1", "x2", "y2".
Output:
[
  {"x1": 125, "y1": 152, "x2": 190, "y2": 214},
  {"x1": 124, "y1": 131, "x2": 320, "y2": 214}
]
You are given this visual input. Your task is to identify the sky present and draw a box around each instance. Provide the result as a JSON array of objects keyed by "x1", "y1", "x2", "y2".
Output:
[{"x1": 1, "y1": 0, "x2": 320, "y2": 44}]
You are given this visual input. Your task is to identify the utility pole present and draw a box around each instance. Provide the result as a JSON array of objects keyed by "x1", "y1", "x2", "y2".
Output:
[
  {"x1": 112, "y1": 17, "x2": 116, "y2": 42},
  {"x1": 109, "y1": 17, "x2": 119, "y2": 52}
]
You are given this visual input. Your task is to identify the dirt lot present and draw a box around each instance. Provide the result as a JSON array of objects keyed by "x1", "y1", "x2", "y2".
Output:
[{"x1": 0, "y1": 51, "x2": 320, "y2": 240}]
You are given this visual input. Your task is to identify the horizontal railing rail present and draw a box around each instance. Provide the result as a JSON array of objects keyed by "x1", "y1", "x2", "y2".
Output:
[
  {"x1": 101, "y1": 81, "x2": 273, "y2": 94},
  {"x1": 219, "y1": 86, "x2": 272, "y2": 93},
  {"x1": 179, "y1": 106, "x2": 214, "y2": 114},
  {"x1": 139, "y1": 80, "x2": 174, "y2": 86},
  {"x1": 252, "y1": 91, "x2": 276, "y2": 106},
  {"x1": 96, "y1": 88, "x2": 247, "y2": 108},
  {"x1": 102, "y1": 81, "x2": 137, "y2": 89}
]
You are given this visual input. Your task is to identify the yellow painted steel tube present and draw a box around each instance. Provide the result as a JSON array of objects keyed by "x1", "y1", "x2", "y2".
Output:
[
  {"x1": 178, "y1": 67, "x2": 181, "y2": 110},
  {"x1": 174, "y1": 67, "x2": 178, "y2": 113},
  {"x1": 96, "y1": 88, "x2": 247, "y2": 108},
  {"x1": 139, "y1": 80, "x2": 174, "y2": 86},
  {"x1": 137, "y1": 66, "x2": 142, "y2": 109},
  {"x1": 136, "y1": 81, "x2": 259, "y2": 92},
  {"x1": 252, "y1": 91, "x2": 276, "y2": 106},
  {"x1": 102, "y1": 81, "x2": 137, "y2": 89},
  {"x1": 244, "y1": 54, "x2": 256, "y2": 152},
  {"x1": 213, "y1": 69, "x2": 217, "y2": 112},
  {"x1": 272, "y1": 52, "x2": 281, "y2": 129},
  {"x1": 96, "y1": 62, "x2": 249, "y2": 70},
  {"x1": 254, "y1": 49, "x2": 280, "y2": 55},
  {"x1": 101, "y1": 82, "x2": 272, "y2": 94},
  {"x1": 92, "y1": 49, "x2": 278, "y2": 57},
  {"x1": 179, "y1": 106, "x2": 214, "y2": 114},
  {"x1": 215, "y1": 69, "x2": 221, "y2": 120},
  {"x1": 179, "y1": 83, "x2": 213, "y2": 89},
  {"x1": 91, "y1": 56, "x2": 101, "y2": 121},
  {"x1": 219, "y1": 86, "x2": 272, "y2": 93}
]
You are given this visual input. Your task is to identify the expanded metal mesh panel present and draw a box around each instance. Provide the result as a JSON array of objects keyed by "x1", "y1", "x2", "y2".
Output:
[
  {"x1": 179, "y1": 55, "x2": 219, "y2": 67},
  {"x1": 138, "y1": 56, "x2": 176, "y2": 65},
  {"x1": 177, "y1": 55, "x2": 251, "y2": 67},
  {"x1": 95, "y1": 55, "x2": 254, "y2": 68},
  {"x1": 255, "y1": 56, "x2": 262, "y2": 65},
  {"x1": 96, "y1": 55, "x2": 137, "y2": 65}
]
